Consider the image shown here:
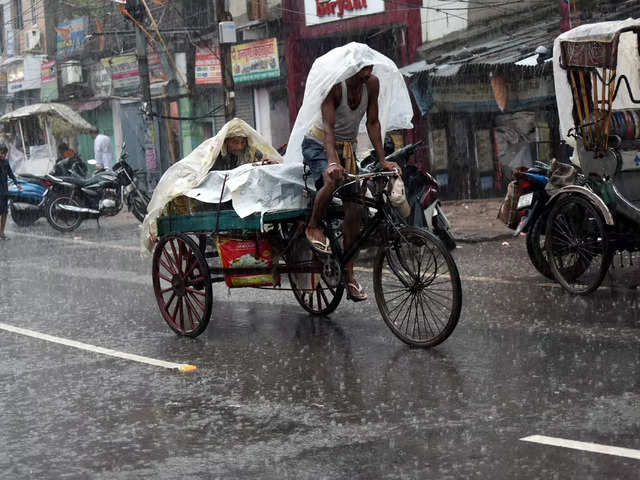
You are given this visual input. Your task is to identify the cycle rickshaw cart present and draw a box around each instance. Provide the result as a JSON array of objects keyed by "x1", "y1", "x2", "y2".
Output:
[
  {"x1": 544, "y1": 19, "x2": 640, "y2": 295},
  {"x1": 149, "y1": 158, "x2": 462, "y2": 348}
]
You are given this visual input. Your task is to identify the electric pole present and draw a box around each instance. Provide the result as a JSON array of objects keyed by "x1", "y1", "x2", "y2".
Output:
[
  {"x1": 216, "y1": 0, "x2": 236, "y2": 121},
  {"x1": 124, "y1": 0, "x2": 152, "y2": 116}
]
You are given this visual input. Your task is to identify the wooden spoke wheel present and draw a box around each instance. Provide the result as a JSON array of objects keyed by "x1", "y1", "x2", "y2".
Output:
[{"x1": 152, "y1": 233, "x2": 212, "y2": 337}]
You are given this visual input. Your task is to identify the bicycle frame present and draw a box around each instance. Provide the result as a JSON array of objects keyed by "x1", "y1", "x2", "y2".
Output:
[{"x1": 322, "y1": 173, "x2": 406, "y2": 271}]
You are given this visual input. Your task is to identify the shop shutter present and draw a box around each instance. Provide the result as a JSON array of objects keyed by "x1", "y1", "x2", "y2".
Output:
[
  {"x1": 235, "y1": 87, "x2": 255, "y2": 128},
  {"x1": 212, "y1": 87, "x2": 255, "y2": 132}
]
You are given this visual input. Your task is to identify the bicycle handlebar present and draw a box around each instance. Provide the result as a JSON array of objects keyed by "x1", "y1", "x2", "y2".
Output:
[{"x1": 346, "y1": 170, "x2": 398, "y2": 181}]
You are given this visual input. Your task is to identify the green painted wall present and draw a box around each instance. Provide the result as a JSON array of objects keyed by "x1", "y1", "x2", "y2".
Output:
[{"x1": 78, "y1": 107, "x2": 115, "y2": 166}]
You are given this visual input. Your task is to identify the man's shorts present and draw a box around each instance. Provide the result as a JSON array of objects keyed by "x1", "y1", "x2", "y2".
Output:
[{"x1": 302, "y1": 137, "x2": 359, "y2": 200}]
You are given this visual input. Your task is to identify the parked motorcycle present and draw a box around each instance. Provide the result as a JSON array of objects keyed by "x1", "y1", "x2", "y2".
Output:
[
  {"x1": 360, "y1": 141, "x2": 456, "y2": 251},
  {"x1": 44, "y1": 146, "x2": 149, "y2": 232},
  {"x1": 112, "y1": 148, "x2": 150, "y2": 223},
  {"x1": 504, "y1": 163, "x2": 552, "y2": 278}
]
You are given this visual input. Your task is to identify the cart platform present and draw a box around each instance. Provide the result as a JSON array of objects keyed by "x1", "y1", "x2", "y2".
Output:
[{"x1": 157, "y1": 208, "x2": 309, "y2": 236}]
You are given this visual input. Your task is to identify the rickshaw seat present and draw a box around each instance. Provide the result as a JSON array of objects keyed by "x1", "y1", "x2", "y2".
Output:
[{"x1": 612, "y1": 171, "x2": 640, "y2": 208}]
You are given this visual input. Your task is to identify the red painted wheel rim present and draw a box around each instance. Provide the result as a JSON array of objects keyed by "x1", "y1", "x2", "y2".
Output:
[{"x1": 153, "y1": 236, "x2": 209, "y2": 335}]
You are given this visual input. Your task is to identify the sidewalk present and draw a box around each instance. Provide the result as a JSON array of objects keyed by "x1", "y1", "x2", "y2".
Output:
[{"x1": 442, "y1": 197, "x2": 513, "y2": 243}]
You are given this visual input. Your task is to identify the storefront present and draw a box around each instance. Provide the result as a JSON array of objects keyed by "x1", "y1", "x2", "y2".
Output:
[
  {"x1": 193, "y1": 37, "x2": 288, "y2": 149},
  {"x1": 2, "y1": 55, "x2": 45, "y2": 108},
  {"x1": 406, "y1": 62, "x2": 558, "y2": 199}
]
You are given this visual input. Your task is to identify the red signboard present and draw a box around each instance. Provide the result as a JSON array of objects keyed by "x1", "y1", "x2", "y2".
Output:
[{"x1": 195, "y1": 47, "x2": 222, "y2": 85}]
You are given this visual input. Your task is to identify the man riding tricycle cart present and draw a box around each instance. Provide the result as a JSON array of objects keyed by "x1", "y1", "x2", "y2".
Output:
[{"x1": 142, "y1": 45, "x2": 462, "y2": 347}]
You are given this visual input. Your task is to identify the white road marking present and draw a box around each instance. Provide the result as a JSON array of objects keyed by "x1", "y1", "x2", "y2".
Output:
[
  {"x1": 0, "y1": 322, "x2": 196, "y2": 372},
  {"x1": 521, "y1": 435, "x2": 640, "y2": 460}
]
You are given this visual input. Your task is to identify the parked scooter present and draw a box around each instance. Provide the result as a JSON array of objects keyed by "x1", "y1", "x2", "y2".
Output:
[
  {"x1": 360, "y1": 140, "x2": 456, "y2": 251},
  {"x1": 7, "y1": 156, "x2": 88, "y2": 227},
  {"x1": 44, "y1": 145, "x2": 148, "y2": 232},
  {"x1": 7, "y1": 175, "x2": 52, "y2": 226}
]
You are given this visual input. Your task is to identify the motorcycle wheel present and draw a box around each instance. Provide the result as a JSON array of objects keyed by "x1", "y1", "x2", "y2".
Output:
[
  {"x1": 9, "y1": 201, "x2": 40, "y2": 227},
  {"x1": 525, "y1": 213, "x2": 553, "y2": 279},
  {"x1": 130, "y1": 191, "x2": 149, "y2": 223},
  {"x1": 46, "y1": 195, "x2": 84, "y2": 233}
]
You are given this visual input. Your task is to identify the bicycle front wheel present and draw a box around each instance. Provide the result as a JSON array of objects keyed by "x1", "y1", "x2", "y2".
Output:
[{"x1": 373, "y1": 227, "x2": 462, "y2": 347}]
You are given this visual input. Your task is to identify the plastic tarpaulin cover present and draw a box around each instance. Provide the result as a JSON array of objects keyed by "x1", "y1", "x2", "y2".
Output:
[
  {"x1": 141, "y1": 118, "x2": 285, "y2": 251},
  {"x1": 283, "y1": 42, "x2": 414, "y2": 164}
]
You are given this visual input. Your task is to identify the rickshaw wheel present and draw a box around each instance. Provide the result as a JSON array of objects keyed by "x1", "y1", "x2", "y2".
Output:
[
  {"x1": 152, "y1": 233, "x2": 212, "y2": 337},
  {"x1": 373, "y1": 227, "x2": 462, "y2": 348},
  {"x1": 545, "y1": 194, "x2": 612, "y2": 295},
  {"x1": 287, "y1": 235, "x2": 344, "y2": 316}
]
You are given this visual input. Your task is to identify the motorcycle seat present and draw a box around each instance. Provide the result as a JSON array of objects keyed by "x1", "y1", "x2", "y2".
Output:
[{"x1": 54, "y1": 175, "x2": 101, "y2": 187}]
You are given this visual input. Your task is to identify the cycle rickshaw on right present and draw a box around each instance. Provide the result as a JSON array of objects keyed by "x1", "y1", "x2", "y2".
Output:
[{"x1": 544, "y1": 19, "x2": 640, "y2": 295}]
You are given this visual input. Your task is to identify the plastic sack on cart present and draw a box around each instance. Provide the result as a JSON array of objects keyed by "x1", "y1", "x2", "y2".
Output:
[
  {"x1": 141, "y1": 118, "x2": 284, "y2": 251},
  {"x1": 284, "y1": 42, "x2": 414, "y2": 164},
  {"x1": 184, "y1": 161, "x2": 310, "y2": 218}
]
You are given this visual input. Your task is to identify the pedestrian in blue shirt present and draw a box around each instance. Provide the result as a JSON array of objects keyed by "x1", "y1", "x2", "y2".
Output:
[{"x1": 0, "y1": 144, "x2": 20, "y2": 239}]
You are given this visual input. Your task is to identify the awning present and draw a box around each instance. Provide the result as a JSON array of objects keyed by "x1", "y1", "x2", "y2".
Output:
[
  {"x1": 0, "y1": 102, "x2": 97, "y2": 137},
  {"x1": 72, "y1": 99, "x2": 105, "y2": 112}
]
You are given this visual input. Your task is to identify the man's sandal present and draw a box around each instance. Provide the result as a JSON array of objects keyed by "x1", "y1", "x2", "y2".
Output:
[
  {"x1": 306, "y1": 232, "x2": 332, "y2": 255},
  {"x1": 347, "y1": 280, "x2": 368, "y2": 302}
]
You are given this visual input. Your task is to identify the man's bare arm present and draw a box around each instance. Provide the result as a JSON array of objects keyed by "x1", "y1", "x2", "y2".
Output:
[
  {"x1": 365, "y1": 76, "x2": 385, "y2": 162},
  {"x1": 321, "y1": 84, "x2": 341, "y2": 167},
  {"x1": 366, "y1": 76, "x2": 401, "y2": 174}
]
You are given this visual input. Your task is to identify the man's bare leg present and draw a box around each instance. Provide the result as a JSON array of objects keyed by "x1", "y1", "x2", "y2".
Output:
[
  {"x1": 343, "y1": 201, "x2": 366, "y2": 300},
  {"x1": 305, "y1": 171, "x2": 339, "y2": 248}
]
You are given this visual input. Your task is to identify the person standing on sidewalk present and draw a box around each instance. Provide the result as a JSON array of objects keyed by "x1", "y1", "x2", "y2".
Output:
[
  {"x1": 0, "y1": 144, "x2": 21, "y2": 239},
  {"x1": 91, "y1": 130, "x2": 113, "y2": 170}
]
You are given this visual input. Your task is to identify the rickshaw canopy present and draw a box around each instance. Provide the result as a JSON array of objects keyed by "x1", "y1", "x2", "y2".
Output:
[
  {"x1": 0, "y1": 102, "x2": 97, "y2": 138},
  {"x1": 553, "y1": 18, "x2": 640, "y2": 145}
]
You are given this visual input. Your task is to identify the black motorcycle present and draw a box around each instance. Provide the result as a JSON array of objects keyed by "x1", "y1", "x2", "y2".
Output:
[
  {"x1": 503, "y1": 163, "x2": 552, "y2": 278},
  {"x1": 113, "y1": 148, "x2": 150, "y2": 223},
  {"x1": 44, "y1": 146, "x2": 149, "y2": 232}
]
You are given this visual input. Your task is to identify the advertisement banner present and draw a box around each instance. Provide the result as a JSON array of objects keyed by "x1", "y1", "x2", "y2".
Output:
[
  {"x1": 90, "y1": 62, "x2": 112, "y2": 98},
  {"x1": 304, "y1": 0, "x2": 385, "y2": 26},
  {"x1": 102, "y1": 55, "x2": 139, "y2": 96},
  {"x1": 40, "y1": 60, "x2": 58, "y2": 101},
  {"x1": 7, "y1": 62, "x2": 24, "y2": 93},
  {"x1": 195, "y1": 47, "x2": 222, "y2": 85},
  {"x1": 147, "y1": 46, "x2": 167, "y2": 84},
  {"x1": 231, "y1": 38, "x2": 279, "y2": 83},
  {"x1": 56, "y1": 17, "x2": 87, "y2": 57}
]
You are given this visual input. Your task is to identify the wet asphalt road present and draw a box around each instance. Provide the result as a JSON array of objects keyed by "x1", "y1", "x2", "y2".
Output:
[{"x1": 1, "y1": 214, "x2": 639, "y2": 479}]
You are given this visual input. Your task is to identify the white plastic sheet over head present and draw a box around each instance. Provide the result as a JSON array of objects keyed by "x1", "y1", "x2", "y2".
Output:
[
  {"x1": 553, "y1": 19, "x2": 640, "y2": 146},
  {"x1": 141, "y1": 118, "x2": 284, "y2": 251},
  {"x1": 284, "y1": 42, "x2": 414, "y2": 164}
]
